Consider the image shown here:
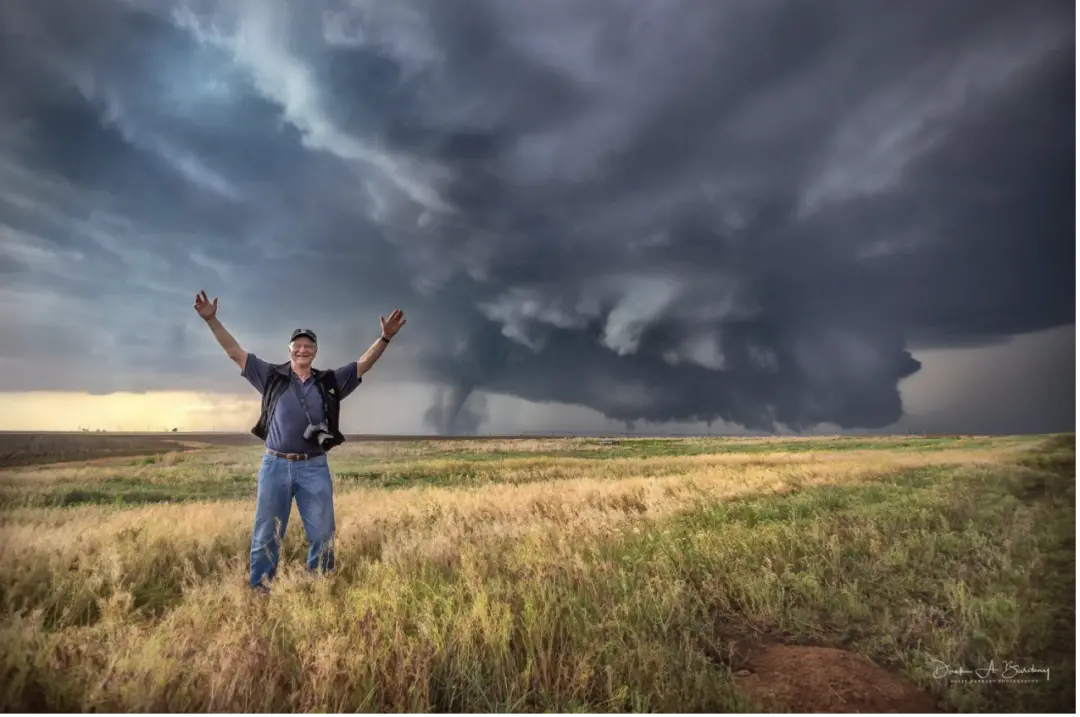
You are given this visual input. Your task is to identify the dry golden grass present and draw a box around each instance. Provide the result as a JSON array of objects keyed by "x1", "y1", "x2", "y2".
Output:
[
  {"x1": 0, "y1": 447, "x2": 1000, "y2": 548},
  {"x1": 0, "y1": 434, "x2": 1073, "y2": 712}
]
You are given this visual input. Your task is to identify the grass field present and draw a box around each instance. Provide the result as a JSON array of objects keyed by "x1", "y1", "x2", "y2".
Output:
[{"x1": 0, "y1": 432, "x2": 1073, "y2": 711}]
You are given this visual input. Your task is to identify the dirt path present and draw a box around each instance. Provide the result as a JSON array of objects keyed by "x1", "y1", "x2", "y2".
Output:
[{"x1": 731, "y1": 643, "x2": 940, "y2": 712}]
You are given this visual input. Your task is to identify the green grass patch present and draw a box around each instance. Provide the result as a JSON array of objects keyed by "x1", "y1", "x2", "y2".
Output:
[
  {"x1": 408, "y1": 436, "x2": 1010, "y2": 462},
  {"x1": 586, "y1": 444, "x2": 1074, "y2": 712},
  {"x1": 335, "y1": 467, "x2": 482, "y2": 489},
  {"x1": 580, "y1": 435, "x2": 1011, "y2": 458},
  {"x1": 0, "y1": 473, "x2": 257, "y2": 509}
]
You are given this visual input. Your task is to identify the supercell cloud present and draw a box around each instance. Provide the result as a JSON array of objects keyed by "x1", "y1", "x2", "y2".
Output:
[{"x1": 0, "y1": 0, "x2": 1073, "y2": 433}]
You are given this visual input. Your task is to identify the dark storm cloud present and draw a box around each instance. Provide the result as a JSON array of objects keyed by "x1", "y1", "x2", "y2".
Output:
[{"x1": 0, "y1": 0, "x2": 1072, "y2": 433}]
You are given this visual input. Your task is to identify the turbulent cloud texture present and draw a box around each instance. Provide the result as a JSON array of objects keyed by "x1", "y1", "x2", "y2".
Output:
[{"x1": 0, "y1": 0, "x2": 1073, "y2": 433}]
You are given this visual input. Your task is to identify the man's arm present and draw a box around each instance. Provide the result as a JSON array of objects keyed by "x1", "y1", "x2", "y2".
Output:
[
  {"x1": 356, "y1": 308, "x2": 406, "y2": 377},
  {"x1": 205, "y1": 316, "x2": 248, "y2": 371},
  {"x1": 355, "y1": 335, "x2": 389, "y2": 377},
  {"x1": 194, "y1": 290, "x2": 246, "y2": 371}
]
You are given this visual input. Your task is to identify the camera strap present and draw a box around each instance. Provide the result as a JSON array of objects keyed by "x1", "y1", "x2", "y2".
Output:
[{"x1": 289, "y1": 372, "x2": 316, "y2": 426}]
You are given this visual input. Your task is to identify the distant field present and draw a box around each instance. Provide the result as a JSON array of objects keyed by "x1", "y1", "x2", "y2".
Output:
[
  {"x1": 0, "y1": 431, "x2": 632, "y2": 469},
  {"x1": 0, "y1": 432, "x2": 261, "y2": 468},
  {"x1": 0, "y1": 429, "x2": 1010, "y2": 469},
  {"x1": 0, "y1": 433, "x2": 1073, "y2": 711}
]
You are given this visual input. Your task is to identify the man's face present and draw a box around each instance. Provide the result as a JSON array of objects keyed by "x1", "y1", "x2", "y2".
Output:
[{"x1": 289, "y1": 337, "x2": 317, "y2": 366}]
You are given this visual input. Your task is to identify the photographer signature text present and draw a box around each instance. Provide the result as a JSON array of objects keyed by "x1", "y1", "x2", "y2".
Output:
[{"x1": 930, "y1": 659, "x2": 1051, "y2": 682}]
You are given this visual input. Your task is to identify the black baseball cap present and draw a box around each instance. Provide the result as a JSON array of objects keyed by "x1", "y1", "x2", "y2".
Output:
[{"x1": 290, "y1": 328, "x2": 317, "y2": 344}]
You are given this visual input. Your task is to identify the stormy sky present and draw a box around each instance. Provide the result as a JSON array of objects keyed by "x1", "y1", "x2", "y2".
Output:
[{"x1": 0, "y1": 0, "x2": 1074, "y2": 435}]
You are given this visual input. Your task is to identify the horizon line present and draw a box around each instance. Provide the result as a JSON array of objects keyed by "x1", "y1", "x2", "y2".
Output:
[{"x1": 0, "y1": 429, "x2": 1068, "y2": 439}]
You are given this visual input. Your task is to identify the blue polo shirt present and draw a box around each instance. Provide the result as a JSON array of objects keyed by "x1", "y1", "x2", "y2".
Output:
[{"x1": 241, "y1": 353, "x2": 361, "y2": 455}]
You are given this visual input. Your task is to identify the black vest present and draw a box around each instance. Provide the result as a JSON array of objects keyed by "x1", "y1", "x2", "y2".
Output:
[{"x1": 251, "y1": 363, "x2": 346, "y2": 451}]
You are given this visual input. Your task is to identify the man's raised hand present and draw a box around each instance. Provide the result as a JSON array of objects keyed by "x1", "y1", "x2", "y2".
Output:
[
  {"x1": 194, "y1": 290, "x2": 218, "y2": 320},
  {"x1": 381, "y1": 308, "x2": 406, "y2": 339}
]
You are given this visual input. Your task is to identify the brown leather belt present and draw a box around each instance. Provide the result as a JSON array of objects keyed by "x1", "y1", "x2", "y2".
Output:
[{"x1": 266, "y1": 449, "x2": 317, "y2": 461}]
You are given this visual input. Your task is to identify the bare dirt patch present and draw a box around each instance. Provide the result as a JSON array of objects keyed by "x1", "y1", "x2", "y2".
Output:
[
  {"x1": 0, "y1": 432, "x2": 262, "y2": 468},
  {"x1": 733, "y1": 644, "x2": 939, "y2": 713}
]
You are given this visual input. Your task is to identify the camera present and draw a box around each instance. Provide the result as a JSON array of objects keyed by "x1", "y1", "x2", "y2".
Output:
[{"x1": 304, "y1": 422, "x2": 335, "y2": 450}]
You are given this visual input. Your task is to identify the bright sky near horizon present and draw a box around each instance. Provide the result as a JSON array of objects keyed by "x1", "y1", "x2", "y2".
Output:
[{"x1": 0, "y1": 0, "x2": 1074, "y2": 436}]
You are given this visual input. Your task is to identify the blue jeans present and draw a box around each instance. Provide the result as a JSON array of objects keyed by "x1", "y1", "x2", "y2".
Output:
[{"x1": 249, "y1": 452, "x2": 336, "y2": 589}]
